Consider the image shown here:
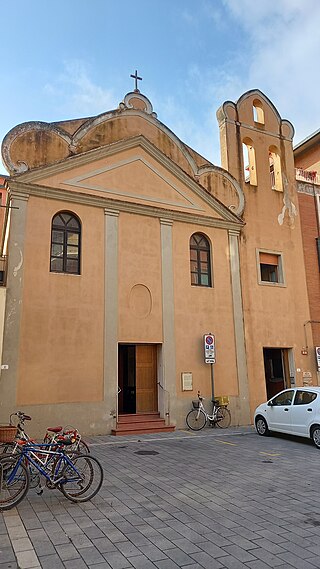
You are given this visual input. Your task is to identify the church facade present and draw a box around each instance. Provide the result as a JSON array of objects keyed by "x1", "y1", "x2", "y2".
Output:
[{"x1": 0, "y1": 86, "x2": 315, "y2": 436}]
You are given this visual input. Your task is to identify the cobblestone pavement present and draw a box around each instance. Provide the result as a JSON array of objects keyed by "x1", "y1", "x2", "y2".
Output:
[{"x1": 1, "y1": 425, "x2": 320, "y2": 568}]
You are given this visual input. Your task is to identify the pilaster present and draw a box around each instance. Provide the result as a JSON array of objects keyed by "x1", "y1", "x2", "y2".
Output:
[
  {"x1": 159, "y1": 218, "x2": 176, "y2": 411},
  {"x1": 104, "y1": 209, "x2": 119, "y2": 421},
  {"x1": 228, "y1": 229, "x2": 251, "y2": 424},
  {"x1": 0, "y1": 192, "x2": 29, "y2": 411}
]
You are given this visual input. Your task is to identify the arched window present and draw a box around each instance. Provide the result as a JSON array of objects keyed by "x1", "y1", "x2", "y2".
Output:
[
  {"x1": 242, "y1": 138, "x2": 257, "y2": 186},
  {"x1": 253, "y1": 99, "x2": 265, "y2": 124},
  {"x1": 190, "y1": 233, "x2": 212, "y2": 287},
  {"x1": 50, "y1": 212, "x2": 81, "y2": 274},
  {"x1": 269, "y1": 146, "x2": 283, "y2": 191}
]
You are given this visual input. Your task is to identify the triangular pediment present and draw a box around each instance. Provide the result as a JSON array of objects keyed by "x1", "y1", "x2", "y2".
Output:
[
  {"x1": 62, "y1": 154, "x2": 205, "y2": 212},
  {"x1": 13, "y1": 136, "x2": 242, "y2": 225}
]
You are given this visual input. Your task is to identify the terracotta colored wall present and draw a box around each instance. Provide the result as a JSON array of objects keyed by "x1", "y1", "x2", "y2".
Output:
[
  {"x1": 219, "y1": 93, "x2": 314, "y2": 413},
  {"x1": 118, "y1": 213, "x2": 163, "y2": 343},
  {"x1": 173, "y1": 223, "x2": 238, "y2": 402},
  {"x1": 17, "y1": 196, "x2": 104, "y2": 405}
]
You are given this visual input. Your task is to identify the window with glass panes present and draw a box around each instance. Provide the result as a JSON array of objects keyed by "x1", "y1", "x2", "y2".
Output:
[
  {"x1": 50, "y1": 212, "x2": 81, "y2": 274},
  {"x1": 190, "y1": 233, "x2": 212, "y2": 286}
]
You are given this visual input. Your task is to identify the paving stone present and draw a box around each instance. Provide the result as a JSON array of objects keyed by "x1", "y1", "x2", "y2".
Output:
[
  {"x1": 137, "y1": 544, "x2": 168, "y2": 562},
  {"x1": 0, "y1": 548, "x2": 16, "y2": 563},
  {"x1": 154, "y1": 560, "x2": 181, "y2": 569},
  {"x1": 277, "y1": 552, "x2": 318, "y2": 569},
  {"x1": 103, "y1": 551, "x2": 132, "y2": 568},
  {"x1": 92, "y1": 537, "x2": 118, "y2": 554},
  {"x1": 189, "y1": 551, "x2": 225, "y2": 569},
  {"x1": 55, "y1": 543, "x2": 81, "y2": 561},
  {"x1": 219, "y1": 555, "x2": 248, "y2": 569},
  {"x1": 87, "y1": 561, "x2": 112, "y2": 569},
  {"x1": 115, "y1": 540, "x2": 142, "y2": 557},
  {"x1": 79, "y1": 546, "x2": 106, "y2": 565},
  {"x1": 128, "y1": 555, "x2": 157, "y2": 568},
  {"x1": 37, "y1": 554, "x2": 65, "y2": 569},
  {"x1": 127, "y1": 532, "x2": 152, "y2": 547},
  {"x1": 68, "y1": 533, "x2": 93, "y2": 549},
  {"x1": 47, "y1": 531, "x2": 70, "y2": 546},
  {"x1": 246, "y1": 562, "x2": 283, "y2": 569},
  {"x1": 0, "y1": 534, "x2": 11, "y2": 547},
  {"x1": 64, "y1": 559, "x2": 89, "y2": 569},
  {"x1": 15, "y1": 549, "x2": 40, "y2": 568}
]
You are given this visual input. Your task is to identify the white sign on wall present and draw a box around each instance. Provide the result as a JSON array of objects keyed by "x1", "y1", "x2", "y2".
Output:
[
  {"x1": 181, "y1": 372, "x2": 193, "y2": 391},
  {"x1": 204, "y1": 334, "x2": 215, "y2": 364}
]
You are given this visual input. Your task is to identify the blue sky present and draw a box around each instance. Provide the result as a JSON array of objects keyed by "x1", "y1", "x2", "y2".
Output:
[{"x1": 1, "y1": 0, "x2": 320, "y2": 172}]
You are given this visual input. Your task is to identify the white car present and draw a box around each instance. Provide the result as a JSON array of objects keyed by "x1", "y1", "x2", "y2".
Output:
[{"x1": 254, "y1": 387, "x2": 320, "y2": 448}]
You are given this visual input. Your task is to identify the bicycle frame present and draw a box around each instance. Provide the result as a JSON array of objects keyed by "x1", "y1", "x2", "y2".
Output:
[
  {"x1": 6, "y1": 443, "x2": 82, "y2": 488},
  {"x1": 195, "y1": 399, "x2": 218, "y2": 423}
]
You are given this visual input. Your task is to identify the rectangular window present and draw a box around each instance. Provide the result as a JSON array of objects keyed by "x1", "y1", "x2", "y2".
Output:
[{"x1": 257, "y1": 251, "x2": 284, "y2": 286}]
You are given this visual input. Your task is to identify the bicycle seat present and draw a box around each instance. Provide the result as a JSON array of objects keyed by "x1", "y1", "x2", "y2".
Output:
[{"x1": 46, "y1": 426, "x2": 63, "y2": 433}]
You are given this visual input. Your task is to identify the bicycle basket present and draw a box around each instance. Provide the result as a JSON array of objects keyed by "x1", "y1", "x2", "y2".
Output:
[
  {"x1": 216, "y1": 396, "x2": 230, "y2": 407},
  {"x1": 192, "y1": 400, "x2": 200, "y2": 409},
  {"x1": 0, "y1": 425, "x2": 17, "y2": 443}
]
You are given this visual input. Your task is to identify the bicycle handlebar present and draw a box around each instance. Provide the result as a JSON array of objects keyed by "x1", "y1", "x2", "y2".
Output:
[{"x1": 10, "y1": 411, "x2": 32, "y2": 423}]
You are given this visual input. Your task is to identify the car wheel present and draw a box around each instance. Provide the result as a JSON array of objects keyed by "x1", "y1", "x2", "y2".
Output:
[
  {"x1": 255, "y1": 416, "x2": 269, "y2": 436},
  {"x1": 311, "y1": 425, "x2": 320, "y2": 449}
]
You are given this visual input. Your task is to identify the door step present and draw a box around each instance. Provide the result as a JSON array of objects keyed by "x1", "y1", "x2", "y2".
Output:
[{"x1": 111, "y1": 413, "x2": 175, "y2": 436}]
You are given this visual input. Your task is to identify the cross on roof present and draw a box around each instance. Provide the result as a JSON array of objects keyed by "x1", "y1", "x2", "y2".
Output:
[{"x1": 130, "y1": 70, "x2": 142, "y2": 92}]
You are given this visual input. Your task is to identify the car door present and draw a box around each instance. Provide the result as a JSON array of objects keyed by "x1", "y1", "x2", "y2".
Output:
[
  {"x1": 290, "y1": 390, "x2": 318, "y2": 436},
  {"x1": 267, "y1": 389, "x2": 295, "y2": 433}
]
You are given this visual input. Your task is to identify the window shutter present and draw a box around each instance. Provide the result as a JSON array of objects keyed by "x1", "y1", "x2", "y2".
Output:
[{"x1": 259, "y1": 252, "x2": 279, "y2": 265}]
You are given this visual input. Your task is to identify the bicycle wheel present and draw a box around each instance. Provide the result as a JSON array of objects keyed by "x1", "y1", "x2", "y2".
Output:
[
  {"x1": 0, "y1": 442, "x2": 16, "y2": 454},
  {"x1": 60, "y1": 455, "x2": 103, "y2": 503},
  {"x1": 186, "y1": 409, "x2": 206, "y2": 431},
  {"x1": 0, "y1": 455, "x2": 30, "y2": 510},
  {"x1": 216, "y1": 407, "x2": 231, "y2": 429},
  {"x1": 74, "y1": 440, "x2": 90, "y2": 454}
]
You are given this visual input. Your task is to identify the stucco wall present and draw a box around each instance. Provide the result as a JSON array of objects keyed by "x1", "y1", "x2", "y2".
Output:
[{"x1": 17, "y1": 196, "x2": 104, "y2": 405}]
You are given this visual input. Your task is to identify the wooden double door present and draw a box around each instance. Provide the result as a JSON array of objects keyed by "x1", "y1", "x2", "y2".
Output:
[{"x1": 118, "y1": 344, "x2": 158, "y2": 414}]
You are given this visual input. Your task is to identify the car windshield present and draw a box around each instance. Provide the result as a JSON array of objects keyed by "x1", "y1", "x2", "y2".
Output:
[{"x1": 271, "y1": 390, "x2": 294, "y2": 406}]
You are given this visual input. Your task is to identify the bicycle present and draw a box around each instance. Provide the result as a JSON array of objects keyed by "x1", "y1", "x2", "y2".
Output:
[
  {"x1": 186, "y1": 391, "x2": 231, "y2": 431},
  {"x1": 0, "y1": 412, "x2": 89, "y2": 455},
  {"x1": 0, "y1": 438, "x2": 103, "y2": 511}
]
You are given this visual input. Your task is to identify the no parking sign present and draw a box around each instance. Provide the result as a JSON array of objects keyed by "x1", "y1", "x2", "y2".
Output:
[{"x1": 204, "y1": 333, "x2": 215, "y2": 364}]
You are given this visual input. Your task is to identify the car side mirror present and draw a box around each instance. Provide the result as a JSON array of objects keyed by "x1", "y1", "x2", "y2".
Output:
[{"x1": 267, "y1": 401, "x2": 274, "y2": 407}]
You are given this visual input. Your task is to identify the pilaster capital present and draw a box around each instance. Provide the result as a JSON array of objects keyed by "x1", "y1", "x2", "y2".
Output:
[
  {"x1": 159, "y1": 218, "x2": 173, "y2": 227},
  {"x1": 104, "y1": 208, "x2": 119, "y2": 217},
  {"x1": 9, "y1": 191, "x2": 29, "y2": 202},
  {"x1": 228, "y1": 228, "x2": 240, "y2": 238}
]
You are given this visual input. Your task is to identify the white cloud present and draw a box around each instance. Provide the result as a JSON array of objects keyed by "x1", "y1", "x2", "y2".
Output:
[
  {"x1": 44, "y1": 60, "x2": 118, "y2": 118},
  {"x1": 222, "y1": 0, "x2": 320, "y2": 143}
]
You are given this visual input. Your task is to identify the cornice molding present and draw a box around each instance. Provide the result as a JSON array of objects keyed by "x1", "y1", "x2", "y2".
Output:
[{"x1": 8, "y1": 180, "x2": 244, "y2": 232}]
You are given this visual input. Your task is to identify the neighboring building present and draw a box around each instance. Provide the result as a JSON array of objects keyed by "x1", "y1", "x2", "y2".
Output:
[
  {"x1": 0, "y1": 87, "x2": 315, "y2": 436},
  {"x1": 294, "y1": 131, "x2": 320, "y2": 364}
]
